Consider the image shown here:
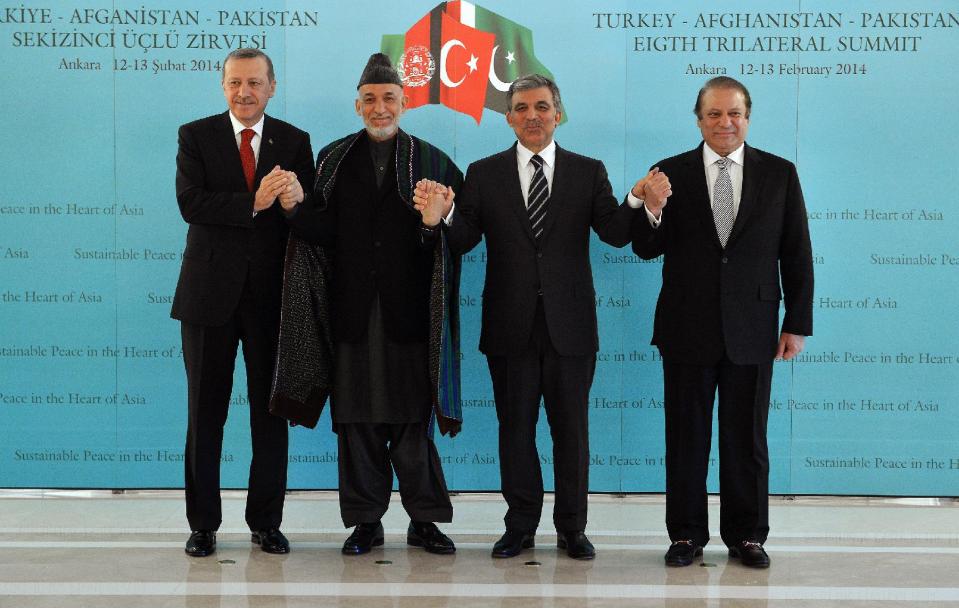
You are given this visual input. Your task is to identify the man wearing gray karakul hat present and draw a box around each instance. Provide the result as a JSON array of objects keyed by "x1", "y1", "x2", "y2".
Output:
[{"x1": 274, "y1": 53, "x2": 464, "y2": 556}]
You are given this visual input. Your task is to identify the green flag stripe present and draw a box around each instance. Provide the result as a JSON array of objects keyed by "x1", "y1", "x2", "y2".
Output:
[{"x1": 472, "y1": 4, "x2": 566, "y2": 122}]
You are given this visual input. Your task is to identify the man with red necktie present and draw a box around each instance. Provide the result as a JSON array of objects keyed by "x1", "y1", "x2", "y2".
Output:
[{"x1": 171, "y1": 48, "x2": 314, "y2": 558}]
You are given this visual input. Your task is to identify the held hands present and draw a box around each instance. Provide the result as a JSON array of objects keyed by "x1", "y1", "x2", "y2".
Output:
[
  {"x1": 254, "y1": 166, "x2": 304, "y2": 212},
  {"x1": 775, "y1": 332, "x2": 806, "y2": 361},
  {"x1": 631, "y1": 167, "x2": 671, "y2": 218},
  {"x1": 413, "y1": 179, "x2": 454, "y2": 227}
]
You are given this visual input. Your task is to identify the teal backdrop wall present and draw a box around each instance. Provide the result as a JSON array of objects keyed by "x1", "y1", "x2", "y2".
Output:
[{"x1": 1, "y1": 0, "x2": 957, "y2": 495}]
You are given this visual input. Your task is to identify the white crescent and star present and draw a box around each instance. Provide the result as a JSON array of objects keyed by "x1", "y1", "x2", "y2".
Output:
[{"x1": 488, "y1": 45, "x2": 516, "y2": 92}]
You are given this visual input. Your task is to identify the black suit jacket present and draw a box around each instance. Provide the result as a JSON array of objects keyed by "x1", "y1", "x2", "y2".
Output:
[
  {"x1": 171, "y1": 112, "x2": 314, "y2": 326},
  {"x1": 447, "y1": 143, "x2": 635, "y2": 357},
  {"x1": 632, "y1": 142, "x2": 813, "y2": 365}
]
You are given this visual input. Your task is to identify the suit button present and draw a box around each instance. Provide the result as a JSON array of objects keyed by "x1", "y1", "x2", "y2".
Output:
[
  {"x1": 374, "y1": 241, "x2": 381, "y2": 247},
  {"x1": 370, "y1": 270, "x2": 376, "y2": 276},
  {"x1": 537, "y1": 252, "x2": 543, "y2": 259},
  {"x1": 721, "y1": 257, "x2": 728, "y2": 264}
]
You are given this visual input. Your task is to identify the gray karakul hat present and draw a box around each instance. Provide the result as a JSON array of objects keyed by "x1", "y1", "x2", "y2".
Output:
[{"x1": 357, "y1": 52, "x2": 402, "y2": 88}]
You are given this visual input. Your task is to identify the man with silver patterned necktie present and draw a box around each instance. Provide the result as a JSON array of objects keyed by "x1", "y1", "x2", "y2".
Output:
[{"x1": 632, "y1": 76, "x2": 814, "y2": 569}]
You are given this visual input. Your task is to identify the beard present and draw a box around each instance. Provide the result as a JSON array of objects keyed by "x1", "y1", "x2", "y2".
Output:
[{"x1": 365, "y1": 119, "x2": 398, "y2": 141}]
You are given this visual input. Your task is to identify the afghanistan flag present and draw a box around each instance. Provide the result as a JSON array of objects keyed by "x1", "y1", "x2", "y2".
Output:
[{"x1": 381, "y1": 1, "x2": 561, "y2": 124}]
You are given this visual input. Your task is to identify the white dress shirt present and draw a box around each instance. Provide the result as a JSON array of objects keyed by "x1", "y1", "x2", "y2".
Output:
[
  {"x1": 228, "y1": 113, "x2": 265, "y2": 216},
  {"x1": 703, "y1": 142, "x2": 745, "y2": 217},
  {"x1": 446, "y1": 139, "x2": 641, "y2": 224},
  {"x1": 515, "y1": 140, "x2": 556, "y2": 206},
  {"x1": 228, "y1": 112, "x2": 265, "y2": 164},
  {"x1": 444, "y1": 139, "x2": 558, "y2": 224}
]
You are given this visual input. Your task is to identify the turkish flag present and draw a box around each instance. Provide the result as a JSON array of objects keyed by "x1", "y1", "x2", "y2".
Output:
[{"x1": 438, "y1": 12, "x2": 494, "y2": 123}]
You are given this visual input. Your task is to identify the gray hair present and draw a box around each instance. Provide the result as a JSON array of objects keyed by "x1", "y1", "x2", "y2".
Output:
[
  {"x1": 222, "y1": 48, "x2": 275, "y2": 83},
  {"x1": 506, "y1": 74, "x2": 563, "y2": 114},
  {"x1": 694, "y1": 76, "x2": 751, "y2": 119}
]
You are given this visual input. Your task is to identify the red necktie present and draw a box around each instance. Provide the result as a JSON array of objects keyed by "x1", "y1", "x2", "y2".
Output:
[{"x1": 240, "y1": 128, "x2": 256, "y2": 192}]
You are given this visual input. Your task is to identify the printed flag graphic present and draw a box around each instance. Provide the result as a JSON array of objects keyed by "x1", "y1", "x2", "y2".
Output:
[{"x1": 381, "y1": 1, "x2": 561, "y2": 124}]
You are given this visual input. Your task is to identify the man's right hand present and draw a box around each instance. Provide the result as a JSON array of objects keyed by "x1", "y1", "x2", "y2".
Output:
[
  {"x1": 413, "y1": 179, "x2": 454, "y2": 227},
  {"x1": 254, "y1": 165, "x2": 288, "y2": 212},
  {"x1": 632, "y1": 167, "x2": 671, "y2": 219}
]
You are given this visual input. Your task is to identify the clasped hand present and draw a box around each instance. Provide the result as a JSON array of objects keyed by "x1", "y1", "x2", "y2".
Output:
[
  {"x1": 254, "y1": 165, "x2": 304, "y2": 212},
  {"x1": 631, "y1": 167, "x2": 672, "y2": 218},
  {"x1": 413, "y1": 179, "x2": 455, "y2": 226}
]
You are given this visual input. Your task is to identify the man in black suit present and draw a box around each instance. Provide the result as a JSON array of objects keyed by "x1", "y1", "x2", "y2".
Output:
[
  {"x1": 172, "y1": 48, "x2": 314, "y2": 557},
  {"x1": 632, "y1": 77, "x2": 813, "y2": 568},
  {"x1": 415, "y1": 74, "x2": 649, "y2": 560}
]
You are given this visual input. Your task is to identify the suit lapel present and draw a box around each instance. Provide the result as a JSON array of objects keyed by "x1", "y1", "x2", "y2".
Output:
[
  {"x1": 256, "y1": 115, "x2": 278, "y2": 185},
  {"x1": 727, "y1": 143, "x2": 763, "y2": 246},
  {"x1": 502, "y1": 145, "x2": 534, "y2": 242},
  {"x1": 213, "y1": 112, "x2": 248, "y2": 191}
]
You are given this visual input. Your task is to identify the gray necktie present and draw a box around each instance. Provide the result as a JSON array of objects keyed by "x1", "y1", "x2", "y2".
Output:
[
  {"x1": 527, "y1": 154, "x2": 550, "y2": 240},
  {"x1": 712, "y1": 157, "x2": 734, "y2": 247}
]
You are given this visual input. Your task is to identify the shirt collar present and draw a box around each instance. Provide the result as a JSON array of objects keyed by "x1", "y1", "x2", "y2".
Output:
[
  {"x1": 228, "y1": 112, "x2": 265, "y2": 138},
  {"x1": 703, "y1": 142, "x2": 745, "y2": 167},
  {"x1": 516, "y1": 139, "x2": 557, "y2": 168}
]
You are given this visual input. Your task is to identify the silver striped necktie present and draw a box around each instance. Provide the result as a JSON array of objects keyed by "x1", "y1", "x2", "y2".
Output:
[
  {"x1": 712, "y1": 157, "x2": 734, "y2": 247},
  {"x1": 527, "y1": 154, "x2": 550, "y2": 240}
]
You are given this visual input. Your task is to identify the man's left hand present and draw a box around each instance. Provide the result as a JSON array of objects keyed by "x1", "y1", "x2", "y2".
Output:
[
  {"x1": 776, "y1": 332, "x2": 805, "y2": 361},
  {"x1": 277, "y1": 170, "x2": 304, "y2": 210}
]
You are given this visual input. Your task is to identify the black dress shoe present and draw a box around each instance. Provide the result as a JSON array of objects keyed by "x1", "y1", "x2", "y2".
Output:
[
  {"x1": 185, "y1": 530, "x2": 216, "y2": 557},
  {"x1": 557, "y1": 530, "x2": 595, "y2": 560},
  {"x1": 407, "y1": 521, "x2": 456, "y2": 555},
  {"x1": 342, "y1": 522, "x2": 384, "y2": 555},
  {"x1": 251, "y1": 528, "x2": 290, "y2": 554},
  {"x1": 491, "y1": 529, "x2": 535, "y2": 558},
  {"x1": 729, "y1": 541, "x2": 770, "y2": 568},
  {"x1": 665, "y1": 540, "x2": 702, "y2": 567}
]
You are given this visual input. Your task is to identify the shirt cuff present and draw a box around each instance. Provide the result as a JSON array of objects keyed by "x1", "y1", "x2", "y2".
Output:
[
  {"x1": 626, "y1": 191, "x2": 644, "y2": 209},
  {"x1": 644, "y1": 205, "x2": 662, "y2": 228},
  {"x1": 442, "y1": 203, "x2": 455, "y2": 226}
]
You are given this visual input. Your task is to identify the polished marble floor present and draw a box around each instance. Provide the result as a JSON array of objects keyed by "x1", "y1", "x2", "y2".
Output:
[{"x1": 1, "y1": 491, "x2": 957, "y2": 607}]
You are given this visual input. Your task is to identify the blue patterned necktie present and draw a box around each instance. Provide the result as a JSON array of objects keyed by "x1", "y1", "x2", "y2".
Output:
[
  {"x1": 527, "y1": 154, "x2": 550, "y2": 240},
  {"x1": 712, "y1": 157, "x2": 734, "y2": 247}
]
